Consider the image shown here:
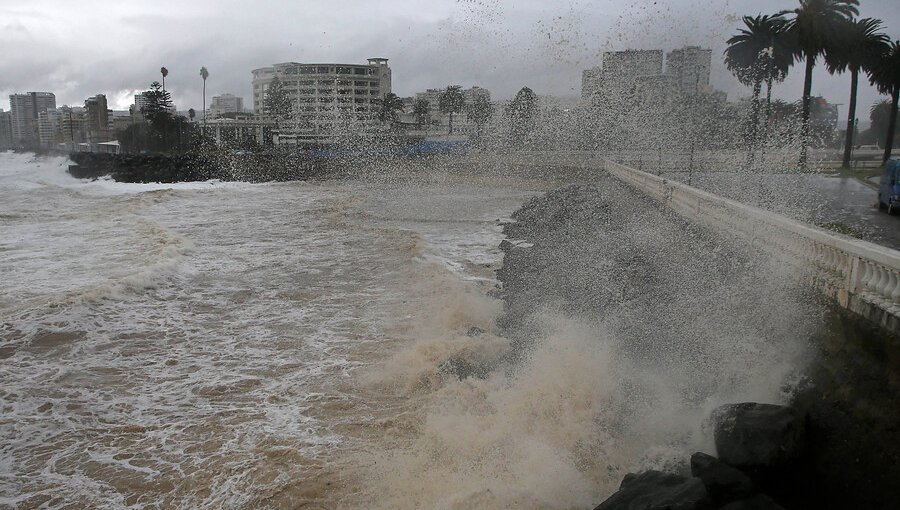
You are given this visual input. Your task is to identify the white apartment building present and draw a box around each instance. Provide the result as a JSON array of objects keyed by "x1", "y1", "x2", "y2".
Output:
[
  {"x1": 251, "y1": 58, "x2": 391, "y2": 143},
  {"x1": 665, "y1": 46, "x2": 713, "y2": 95},
  {"x1": 209, "y1": 93, "x2": 244, "y2": 118}
]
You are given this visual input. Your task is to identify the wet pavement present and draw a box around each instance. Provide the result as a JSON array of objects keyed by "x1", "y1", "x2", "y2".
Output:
[{"x1": 663, "y1": 171, "x2": 900, "y2": 251}]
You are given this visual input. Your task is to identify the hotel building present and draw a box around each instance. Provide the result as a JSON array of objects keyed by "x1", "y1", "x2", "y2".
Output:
[{"x1": 251, "y1": 58, "x2": 391, "y2": 143}]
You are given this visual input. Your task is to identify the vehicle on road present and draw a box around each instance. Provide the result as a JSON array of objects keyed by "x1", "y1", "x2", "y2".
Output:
[{"x1": 878, "y1": 157, "x2": 900, "y2": 215}]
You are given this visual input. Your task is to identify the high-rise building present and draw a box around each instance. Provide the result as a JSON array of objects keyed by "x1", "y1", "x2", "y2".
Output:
[
  {"x1": 9, "y1": 92, "x2": 56, "y2": 147},
  {"x1": 582, "y1": 50, "x2": 665, "y2": 100},
  {"x1": 209, "y1": 93, "x2": 244, "y2": 118},
  {"x1": 60, "y1": 106, "x2": 88, "y2": 146},
  {"x1": 84, "y1": 94, "x2": 110, "y2": 142},
  {"x1": 0, "y1": 109, "x2": 12, "y2": 149},
  {"x1": 37, "y1": 108, "x2": 63, "y2": 148},
  {"x1": 251, "y1": 58, "x2": 392, "y2": 142},
  {"x1": 666, "y1": 46, "x2": 712, "y2": 95}
]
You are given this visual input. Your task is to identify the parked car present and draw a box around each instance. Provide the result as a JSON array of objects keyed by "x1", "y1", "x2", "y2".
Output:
[{"x1": 878, "y1": 157, "x2": 900, "y2": 214}]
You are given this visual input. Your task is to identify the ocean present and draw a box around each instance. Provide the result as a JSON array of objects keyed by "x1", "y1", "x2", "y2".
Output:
[
  {"x1": 1, "y1": 151, "x2": 823, "y2": 509},
  {"x1": 0, "y1": 152, "x2": 606, "y2": 509}
]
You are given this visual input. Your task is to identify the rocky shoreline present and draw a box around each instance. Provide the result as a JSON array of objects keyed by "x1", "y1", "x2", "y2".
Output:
[
  {"x1": 65, "y1": 151, "x2": 329, "y2": 183},
  {"x1": 495, "y1": 181, "x2": 900, "y2": 509}
]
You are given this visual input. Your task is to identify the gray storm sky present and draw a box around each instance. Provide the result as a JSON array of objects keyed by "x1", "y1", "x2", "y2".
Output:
[{"x1": 2, "y1": 0, "x2": 898, "y2": 121}]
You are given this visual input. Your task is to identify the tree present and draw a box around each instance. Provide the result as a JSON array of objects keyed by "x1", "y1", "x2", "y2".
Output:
[
  {"x1": 467, "y1": 95, "x2": 493, "y2": 142},
  {"x1": 412, "y1": 99, "x2": 430, "y2": 130},
  {"x1": 188, "y1": 108, "x2": 196, "y2": 122},
  {"x1": 724, "y1": 14, "x2": 792, "y2": 165},
  {"x1": 375, "y1": 92, "x2": 404, "y2": 125},
  {"x1": 160, "y1": 66, "x2": 168, "y2": 92},
  {"x1": 825, "y1": 18, "x2": 889, "y2": 167},
  {"x1": 200, "y1": 66, "x2": 209, "y2": 130},
  {"x1": 868, "y1": 100, "x2": 897, "y2": 148},
  {"x1": 439, "y1": 85, "x2": 464, "y2": 135},
  {"x1": 508, "y1": 87, "x2": 538, "y2": 143},
  {"x1": 264, "y1": 76, "x2": 293, "y2": 123},
  {"x1": 780, "y1": 0, "x2": 859, "y2": 167},
  {"x1": 869, "y1": 41, "x2": 900, "y2": 163}
]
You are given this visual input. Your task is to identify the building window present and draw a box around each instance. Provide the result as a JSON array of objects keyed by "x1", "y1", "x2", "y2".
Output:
[
  {"x1": 354, "y1": 68, "x2": 366, "y2": 75},
  {"x1": 336, "y1": 66, "x2": 353, "y2": 74},
  {"x1": 317, "y1": 66, "x2": 330, "y2": 74}
]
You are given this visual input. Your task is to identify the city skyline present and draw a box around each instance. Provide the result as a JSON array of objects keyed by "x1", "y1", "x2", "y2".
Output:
[{"x1": 2, "y1": 0, "x2": 899, "y2": 119}]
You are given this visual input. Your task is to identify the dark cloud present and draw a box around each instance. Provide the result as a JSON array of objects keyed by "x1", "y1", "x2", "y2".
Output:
[{"x1": 2, "y1": 0, "x2": 898, "y2": 120}]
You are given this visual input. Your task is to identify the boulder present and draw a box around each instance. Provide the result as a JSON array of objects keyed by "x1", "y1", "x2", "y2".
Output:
[
  {"x1": 713, "y1": 403, "x2": 806, "y2": 470},
  {"x1": 594, "y1": 471, "x2": 711, "y2": 510},
  {"x1": 690, "y1": 452, "x2": 755, "y2": 505}
]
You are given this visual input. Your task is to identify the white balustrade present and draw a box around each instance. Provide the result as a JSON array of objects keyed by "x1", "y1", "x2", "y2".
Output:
[
  {"x1": 595, "y1": 158, "x2": 900, "y2": 332},
  {"x1": 493, "y1": 153, "x2": 899, "y2": 331}
]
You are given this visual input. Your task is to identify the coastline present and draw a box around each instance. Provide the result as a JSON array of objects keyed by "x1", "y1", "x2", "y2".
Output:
[{"x1": 494, "y1": 181, "x2": 900, "y2": 508}]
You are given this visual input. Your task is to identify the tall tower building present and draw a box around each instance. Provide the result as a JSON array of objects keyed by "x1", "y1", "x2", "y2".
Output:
[
  {"x1": 84, "y1": 94, "x2": 110, "y2": 142},
  {"x1": 581, "y1": 50, "x2": 665, "y2": 100},
  {"x1": 665, "y1": 46, "x2": 712, "y2": 95},
  {"x1": 0, "y1": 109, "x2": 12, "y2": 149},
  {"x1": 9, "y1": 92, "x2": 56, "y2": 147}
]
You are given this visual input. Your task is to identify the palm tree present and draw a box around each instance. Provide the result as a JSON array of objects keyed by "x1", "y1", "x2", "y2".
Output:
[
  {"x1": 160, "y1": 66, "x2": 168, "y2": 92},
  {"x1": 200, "y1": 66, "x2": 209, "y2": 131},
  {"x1": 375, "y1": 92, "x2": 404, "y2": 125},
  {"x1": 439, "y1": 85, "x2": 464, "y2": 135},
  {"x1": 412, "y1": 99, "x2": 430, "y2": 130},
  {"x1": 869, "y1": 41, "x2": 900, "y2": 164},
  {"x1": 724, "y1": 14, "x2": 792, "y2": 165},
  {"x1": 825, "y1": 18, "x2": 889, "y2": 167},
  {"x1": 780, "y1": 0, "x2": 859, "y2": 167},
  {"x1": 188, "y1": 108, "x2": 196, "y2": 122}
]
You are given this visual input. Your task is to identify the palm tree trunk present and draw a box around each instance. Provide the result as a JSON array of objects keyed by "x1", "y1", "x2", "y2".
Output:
[
  {"x1": 883, "y1": 86, "x2": 899, "y2": 165},
  {"x1": 799, "y1": 54, "x2": 815, "y2": 168},
  {"x1": 747, "y1": 78, "x2": 763, "y2": 168},
  {"x1": 764, "y1": 74, "x2": 774, "y2": 141},
  {"x1": 202, "y1": 81, "x2": 207, "y2": 135},
  {"x1": 842, "y1": 68, "x2": 859, "y2": 168}
]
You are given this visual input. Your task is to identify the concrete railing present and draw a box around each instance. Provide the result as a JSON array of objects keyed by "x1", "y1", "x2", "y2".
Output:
[{"x1": 501, "y1": 152, "x2": 900, "y2": 333}]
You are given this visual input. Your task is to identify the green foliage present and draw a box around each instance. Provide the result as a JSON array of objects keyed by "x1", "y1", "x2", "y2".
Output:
[
  {"x1": 508, "y1": 87, "x2": 538, "y2": 143},
  {"x1": 869, "y1": 41, "x2": 900, "y2": 161},
  {"x1": 825, "y1": 18, "x2": 889, "y2": 75},
  {"x1": 438, "y1": 85, "x2": 464, "y2": 115},
  {"x1": 781, "y1": 0, "x2": 860, "y2": 62},
  {"x1": 467, "y1": 95, "x2": 493, "y2": 127},
  {"x1": 264, "y1": 76, "x2": 293, "y2": 119},
  {"x1": 118, "y1": 115, "x2": 198, "y2": 154},
  {"x1": 140, "y1": 81, "x2": 174, "y2": 126},
  {"x1": 375, "y1": 92, "x2": 404, "y2": 124},
  {"x1": 725, "y1": 15, "x2": 792, "y2": 88},
  {"x1": 439, "y1": 85, "x2": 465, "y2": 134},
  {"x1": 869, "y1": 41, "x2": 900, "y2": 97},
  {"x1": 412, "y1": 99, "x2": 430, "y2": 128},
  {"x1": 868, "y1": 99, "x2": 900, "y2": 147}
]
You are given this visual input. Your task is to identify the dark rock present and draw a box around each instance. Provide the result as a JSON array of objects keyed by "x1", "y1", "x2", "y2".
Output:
[
  {"x1": 466, "y1": 326, "x2": 486, "y2": 337},
  {"x1": 593, "y1": 470, "x2": 712, "y2": 510},
  {"x1": 713, "y1": 403, "x2": 806, "y2": 470},
  {"x1": 689, "y1": 452, "x2": 755, "y2": 505},
  {"x1": 718, "y1": 494, "x2": 785, "y2": 510},
  {"x1": 499, "y1": 239, "x2": 513, "y2": 252}
]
